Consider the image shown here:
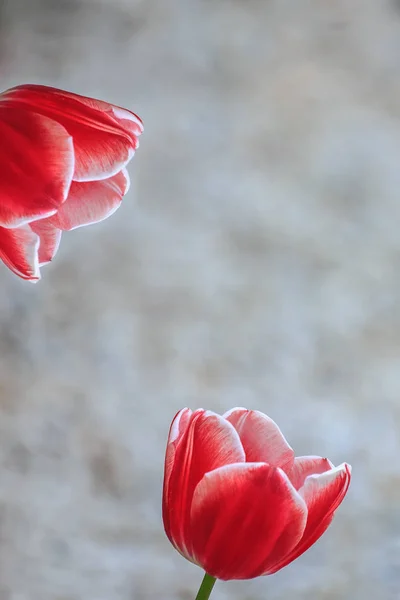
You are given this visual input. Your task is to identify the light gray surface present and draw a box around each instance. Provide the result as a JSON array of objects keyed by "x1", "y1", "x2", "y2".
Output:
[{"x1": 0, "y1": 0, "x2": 399, "y2": 598}]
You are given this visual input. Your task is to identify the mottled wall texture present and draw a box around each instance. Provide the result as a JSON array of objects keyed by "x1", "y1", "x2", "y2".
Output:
[{"x1": 0, "y1": 0, "x2": 399, "y2": 598}]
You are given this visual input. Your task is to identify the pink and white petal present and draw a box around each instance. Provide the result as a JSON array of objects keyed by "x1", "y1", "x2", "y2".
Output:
[
  {"x1": 224, "y1": 408, "x2": 294, "y2": 472},
  {"x1": 268, "y1": 462, "x2": 352, "y2": 574},
  {"x1": 163, "y1": 410, "x2": 245, "y2": 560},
  {"x1": 0, "y1": 225, "x2": 40, "y2": 280},
  {"x1": 288, "y1": 456, "x2": 334, "y2": 490},
  {"x1": 48, "y1": 169, "x2": 129, "y2": 231},
  {"x1": 190, "y1": 463, "x2": 307, "y2": 580},
  {"x1": 0, "y1": 106, "x2": 74, "y2": 228},
  {"x1": 29, "y1": 219, "x2": 62, "y2": 265},
  {"x1": 0, "y1": 85, "x2": 143, "y2": 182}
]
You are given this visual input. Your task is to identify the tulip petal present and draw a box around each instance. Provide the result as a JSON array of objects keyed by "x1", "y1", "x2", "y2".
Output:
[
  {"x1": 48, "y1": 169, "x2": 130, "y2": 231},
  {"x1": 288, "y1": 456, "x2": 334, "y2": 490},
  {"x1": 190, "y1": 462, "x2": 307, "y2": 580},
  {"x1": 29, "y1": 220, "x2": 62, "y2": 265},
  {"x1": 1, "y1": 85, "x2": 143, "y2": 182},
  {"x1": 8, "y1": 85, "x2": 144, "y2": 139},
  {"x1": 0, "y1": 225, "x2": 40, "y2": 280},
  {"x1": 163, "y1": 408, "x2": 194, "y2": 536},
  {"x1": 162, "y1": 410, "x2": 245, "y2": 560},
  {"x1": 0, "y1": 106, "x2": 74, "y2": 228},
  {"x1": 71, "y1": 127, "x2": 136, "y2": 182},
  {"x1": 224, "y1": 408, "x2": 294, "y2": 472},
  {"x1": 268, "y1": 462, "x2": 351, "y2": 574}
]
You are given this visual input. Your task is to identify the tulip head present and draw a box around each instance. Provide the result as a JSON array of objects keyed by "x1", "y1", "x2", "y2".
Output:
[
  {"x1": 0, "y1": 84, "x2": 143, "y2": 280},
  {"x1": 163, "y1": 408, "x2": 351, "y2": 581}
]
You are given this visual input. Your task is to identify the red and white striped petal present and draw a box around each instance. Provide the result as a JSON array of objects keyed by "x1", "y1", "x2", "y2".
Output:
[
  {"x1": 0, "y1": 106, "x2": 74, "y2": 228},
  {"x1": 268, "y1": 462, "x2": 351, "y2": 574},
  {"x1": 190, "y1": 463, "x2": 307, "y2": 580},
  {"x1": 0, "y1": 85, "x2": 143, "y2": 182},
  {"x1": 162, "y1": 410, "x2": 245, "y2": 559},
  {"x1": 223, "y1": 408, "x2": 294, "y2": 472},
  {"x1": 288, "y1": 456, "x2": 334, "y2": 490},
  {"x1": 0, "y1": 225, "x2": 40, "y2": 280},
  {"x1": 29, "y1": 219, "x2": 62, "y2": 265},
  {"x1": 48, "y1": 169, "x2": 130, "y2": 231}
]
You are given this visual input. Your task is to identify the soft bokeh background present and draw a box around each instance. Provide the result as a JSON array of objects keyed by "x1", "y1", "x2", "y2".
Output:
[{"x1": 0, "y1": 0, "x2": 399, "y2": 598}]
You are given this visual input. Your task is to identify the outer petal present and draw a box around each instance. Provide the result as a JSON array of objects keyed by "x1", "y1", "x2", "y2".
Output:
[
  {"x1": 0, "y1": 85, "x2": 143, "y2": 182},
  {"x1": 0, "y1": 225, "x2": 40, "y2": 280},
  {"x1": 162, "y1": 410, "x2": 245, "y2": 561},
  {"x1": 288, "y1": 456, "x2": 334, "y2": 490},
  {"x1": 163, "y1": 408, "x2": 194, "y2": 538},
  {"x1": 48, "y1": 168, "x2": 130, "y2": 231},
  {"x1": 224, "y1": 408, "x2": 294, "y2": 472},
  {"x1": 0, "y1": 105, "x2": 74, "y2": 228},
  {"x1": 29, "y1": 219, "x2": 62, "y2": 265},
  {"x1": 190, "y1": 462, "x2": 307, "y2": 580},
  {"x1": 268, "y1": 462, "x2": 352, "y2": 574}
]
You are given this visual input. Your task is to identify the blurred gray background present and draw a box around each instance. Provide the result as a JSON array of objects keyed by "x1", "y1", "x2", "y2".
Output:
[{"x1": 0, "y1": 0, "x2": 399, "y2": 598}]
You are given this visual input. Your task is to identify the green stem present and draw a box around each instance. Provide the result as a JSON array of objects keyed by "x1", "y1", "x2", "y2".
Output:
[{"x1": 195, "y1": 573, "x2": 217, "y2": 600}]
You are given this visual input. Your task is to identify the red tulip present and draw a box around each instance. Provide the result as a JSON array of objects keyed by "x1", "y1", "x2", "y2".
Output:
[
  {"x1": 163, "y1": 408, "x2": 351, "y2": 581},
  {"x1": 0, "y1": 84, "x2": 143, "y2": 281}
]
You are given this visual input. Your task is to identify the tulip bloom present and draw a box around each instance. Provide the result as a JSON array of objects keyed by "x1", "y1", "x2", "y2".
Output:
[
  {"x1": 163, "y1": 408, "x2": 351, "y2": 581},
  {"x1": 0, "y1": 84, "x2": 143, "y2": 281}
]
